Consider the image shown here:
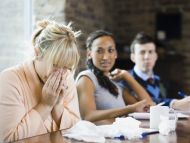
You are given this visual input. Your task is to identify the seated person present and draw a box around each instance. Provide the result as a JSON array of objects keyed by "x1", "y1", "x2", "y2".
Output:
[
  {"x1": 76, "y1": 30, "x2": 154, "y2": 124},
  {"x1": 0, "y1": 19, "x2": 81, "y2": 142},
  {"x1": 127, "y1": 32, "x2": 190, "y2": 110}
]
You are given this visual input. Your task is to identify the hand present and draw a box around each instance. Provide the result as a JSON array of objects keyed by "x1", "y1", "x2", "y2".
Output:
[
  {"x1": 51, "y1": 69, "x2": 71, "y2": 126},
  {"x1": 172, "y1": 96, "x2": 190, "y2": 111},
  {"x1": 131, "y1": 100, "x2": 149, "y2": 112},
  {"x1": 146, "y1": 100, "x2": 156, "y2": 107},
  {"x1": 110, "y1": 68, "x2": 130, "y2": 81},
  {"x1": 55, "y1": 69, "x2": 70, "y2": 105},
  {"x1": 40, "y1": 70, "x2": 63, "y2": 107}
]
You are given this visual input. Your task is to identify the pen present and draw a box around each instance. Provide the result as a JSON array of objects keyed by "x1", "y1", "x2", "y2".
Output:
[
  {"x1": 141, "y1": 131, "x2": 159, "y2": 138},
  {"x1": 178, "y1": 91, "x2": 187, "y2": 98},
  {"x1": 157, "y1": 102, "x2": 165, "y2": 106},
  {"x1": 114, "y1": 135, "x2": 125, "y2": 140}
]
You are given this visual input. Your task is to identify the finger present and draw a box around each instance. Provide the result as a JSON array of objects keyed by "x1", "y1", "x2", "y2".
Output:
[
  {"x1": 56, "y1": 93, "x2": 64, "y2": 105},
  {"x1": 140, "y1": 99, "x2": 147, "y2": 104},
  {"x1": 144, "y1": 106, "x2": 150, "y2": 112},
  {"x1": 56, "y1": 85, "x2": 62, "y2": 96},
  {"x1": 44, "y1": 71, "x2": 57, "y2": 87},
  {"x1": 52, "y1": 71, "x2": 62, "y2": 91},
  {"x1": 56, "y1": 72, "x2": 67, "y2": 96},
  {"x1": 109, "y1": 74, "x2": 115, "y2": 80},
  {"x1": 111, "y1": 69, "x2": 118, "y2": 75},
  {"x1": 56, "y1": 69, "x2": 68, "y2": 93},
  {"x1": 60, "y1": 69, "x2": 68, "y2": 85},
  {"x1": 60, "y1": 84, "x2": 68, "y2": 93},
  {"x1": 138, "y1": 99, "x2": 146, "y2": 105},
  {"x1": 48, "y1": 71, "x2": 60, "y2": 90}
]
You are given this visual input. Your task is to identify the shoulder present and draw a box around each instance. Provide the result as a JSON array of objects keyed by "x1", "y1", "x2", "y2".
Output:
[
  {"x1": 76, "y1": 70, "x2": 97, "y2": 82},
  {"x1": 0, "y1": 64, "x2": 25, "y2": 99},
  {"x1": 76, "y1": 69, "x2": 98, "y2": 88},
  {"x1": 0, "y1": 64, "x2": 24, "y2": 84}
]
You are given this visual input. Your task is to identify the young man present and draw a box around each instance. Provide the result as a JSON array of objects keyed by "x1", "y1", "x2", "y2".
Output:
[{"x1": 128, "y1": 32, "x2": 190, "y2": 110}]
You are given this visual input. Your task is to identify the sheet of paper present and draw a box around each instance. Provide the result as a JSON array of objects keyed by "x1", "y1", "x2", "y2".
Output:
[{"x1": 128, "y1": 112, "x2": 189, "y2": 120}]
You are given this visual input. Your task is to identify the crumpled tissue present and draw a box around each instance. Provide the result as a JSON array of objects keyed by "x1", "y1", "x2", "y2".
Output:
[
  {"x1": 112, "y1": 117, "x2": 142, "y2": 139},
  {"x1": 158, "y1": 115, "x2": 177, "y2": 135},
  {"x1": 63, "y1": 117, "x2": 143, "y2": 143},
  {"x1": 62, "y1": 120, "x2": 105, "y2": 143}
]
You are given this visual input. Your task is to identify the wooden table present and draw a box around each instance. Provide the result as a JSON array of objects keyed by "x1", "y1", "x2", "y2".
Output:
[{"x1": 12, "y1": 119, "x2": 190, "y2": 143}]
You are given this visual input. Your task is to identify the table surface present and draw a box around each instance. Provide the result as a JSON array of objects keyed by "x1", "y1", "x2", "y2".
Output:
[{"x1": 12, "y1": 119, "x2": 190, "y2": 143}]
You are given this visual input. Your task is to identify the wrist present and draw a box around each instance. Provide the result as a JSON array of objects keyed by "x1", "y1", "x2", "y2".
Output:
[
  {"x1": 52, "y1": 104, "x2": 63, "y2": 112},
  {"x1": 36, "y1": 102, "x2": 53, "y2": 111},
  {"x1": 34, "y1": 103, "x2": 53, "y2": 121},
  {"x1": 52, "y1": 104, "x2": 64, "y2": 126},
  {"x1": 126, "y1": 104, "x2": 136, "y2": 113}
]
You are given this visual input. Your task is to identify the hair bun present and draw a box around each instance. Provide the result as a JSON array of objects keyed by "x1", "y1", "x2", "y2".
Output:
[
  {"x1": 56, "y1": 22, "x2": 81, "y2": 41},
  {"x1": 37, "y1": 19, "x2": 50, "y2": 29}
]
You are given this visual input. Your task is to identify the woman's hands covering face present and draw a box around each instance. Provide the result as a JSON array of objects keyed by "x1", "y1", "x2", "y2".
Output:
[{"x1": 41, "y1": 69, "x2": 68, "y2": 107}]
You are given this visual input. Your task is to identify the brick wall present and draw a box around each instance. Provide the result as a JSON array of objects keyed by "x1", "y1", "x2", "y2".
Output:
[
  {"x1": 62, "y1": 0, "x2": 190, "y2": 93},
  {"x1": 2, "y1": 0, "x2": 190, "y2": 93},
  {"x1": 111, "y1": 0, "x2": 190, "y2": 94},
  {"x1": 63, "y1": 0, "x2": 190, "y2": 93},
  {"x1": 63, "y1": 0, "x2": 115, "y2": 72}
]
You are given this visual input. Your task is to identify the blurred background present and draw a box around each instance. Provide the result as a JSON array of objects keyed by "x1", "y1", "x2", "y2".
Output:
[{"x1": 0, "y1": 0, "x2": 190, "y2": 98}]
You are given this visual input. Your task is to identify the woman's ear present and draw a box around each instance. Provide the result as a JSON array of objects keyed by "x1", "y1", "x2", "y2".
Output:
[
  {"x1": 130, "y1": 53, "x2": 135, "y2": 63},
  {"x1": 34, "y1": 47, "x2": 42, "y2": 60},
  {"x1": 34, "y1": 47, "x2": 40, "y2": 56}
]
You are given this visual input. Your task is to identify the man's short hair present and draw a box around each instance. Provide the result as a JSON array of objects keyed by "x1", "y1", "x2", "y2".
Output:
[{"x1": 130, "y1": 32, "x2": 155, "y2": 53}]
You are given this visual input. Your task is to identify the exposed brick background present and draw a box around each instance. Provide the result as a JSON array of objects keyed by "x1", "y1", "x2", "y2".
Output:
[{"x1": 1, "y1": 0, "x2": 190, "y2": 95}]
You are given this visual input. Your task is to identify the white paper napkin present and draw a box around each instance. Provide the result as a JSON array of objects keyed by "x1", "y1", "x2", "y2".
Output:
[
  {"x1": 63, "y1": 117, "x2": 144, "y2": 142},
  {"x1": 63, "y1": 120, "x2": 105, "y2": 143}
]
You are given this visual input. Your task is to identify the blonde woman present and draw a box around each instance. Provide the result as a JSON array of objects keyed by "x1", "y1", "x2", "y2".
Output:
[{"x1": 0, "y1": 19, "x2": 81, "y2": 142}]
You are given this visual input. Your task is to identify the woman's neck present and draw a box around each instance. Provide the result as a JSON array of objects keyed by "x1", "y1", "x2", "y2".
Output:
[{"x1": 103, "y1": 72, "x2": 110, "y2": 77}]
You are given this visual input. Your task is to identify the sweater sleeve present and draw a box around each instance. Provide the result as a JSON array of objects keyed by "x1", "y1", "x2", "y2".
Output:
[{"x1": 0, "y1": 71, "x2": 47, "y2": 142}]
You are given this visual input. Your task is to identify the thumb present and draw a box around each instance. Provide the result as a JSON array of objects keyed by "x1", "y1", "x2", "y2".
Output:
[
  {"x1": 111, "y1": 69, "x2": 119, "y2": 75},
  {"x1": 57, "y1": 93, "x2": 64, "y2": 105},
  {"x1": 140, "y1": 99, "x2": 147, "y2": 104}
]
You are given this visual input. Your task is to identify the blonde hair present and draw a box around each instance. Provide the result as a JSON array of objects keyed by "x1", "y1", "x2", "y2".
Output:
[{"x1": 32, "y1": 19, "x2": 81, "y2": 73}]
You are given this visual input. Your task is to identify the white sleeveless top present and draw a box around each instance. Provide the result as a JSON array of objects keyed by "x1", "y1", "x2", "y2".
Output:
[{"x1": 76, "y1": 70, "x2": 126, "y2": 110}]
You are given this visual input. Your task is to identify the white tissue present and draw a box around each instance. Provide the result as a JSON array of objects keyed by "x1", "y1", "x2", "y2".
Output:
[
  {"x1": 97, "y1": 124, "x2": 118, "y2": 138},
  {"x1": 63, "y1": 117, "x2": 143, "y2": 142},
  {"x1": 98, "y1": 117, "x2": 142, "y2": 139},
  {"x1": 112, "y1": 117, "x2": 142, "y2": 139},
  {"x1": 158, "y1": 115, "x2": 176, "y2": 135},
  {"x1": 63, "y1": 121, "x2": 105, "y2": 143}
]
